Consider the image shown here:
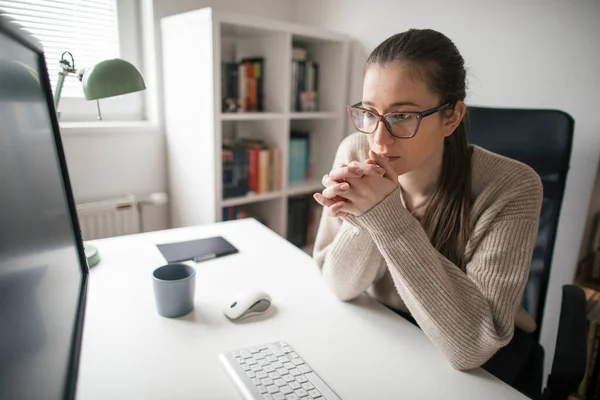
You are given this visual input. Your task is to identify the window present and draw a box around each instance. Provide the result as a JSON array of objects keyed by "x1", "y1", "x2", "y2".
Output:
[
  {"x1": 0, "y1": 0, "x2": 146, "y2": 122},
  {"x1": 0, "y1": 0, "x2": 120, "y2": 97}
]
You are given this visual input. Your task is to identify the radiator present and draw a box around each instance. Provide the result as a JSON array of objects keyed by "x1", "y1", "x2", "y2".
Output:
[{"x1": 76, "y1": 195, "x2": 140, "y2": 240}]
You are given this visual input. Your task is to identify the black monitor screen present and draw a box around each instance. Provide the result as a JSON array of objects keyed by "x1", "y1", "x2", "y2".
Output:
[{"x1": 0, "y1": 19, "x2": 88, "y2": 399}]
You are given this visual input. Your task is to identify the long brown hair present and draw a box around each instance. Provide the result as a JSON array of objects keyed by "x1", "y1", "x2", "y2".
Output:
[{"x1": 367, "y1": 29, "x2": 472, "y2": 270}]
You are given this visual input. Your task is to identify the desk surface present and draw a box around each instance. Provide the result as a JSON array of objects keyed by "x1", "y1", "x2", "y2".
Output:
[{"x1": 76, "y1": 218, "x2": 527, "y2": 400}]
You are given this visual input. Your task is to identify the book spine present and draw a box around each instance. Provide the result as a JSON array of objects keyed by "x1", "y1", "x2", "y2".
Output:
[
  {"x1": 222, "y1": 207, "x2": 227, "y2": 221},
  {"x1": 297, "y1": 61, "x2": 305, "y2": 111},
  {"x1": 250, "y1": 147, "x2": 260, "y2": 193},
  {"x1": 247, "y1": 61, "x2": 256, "y2": 111},
  {"x1": 238, "y1": 63, "x2": 246, "y2": 111},
  {"x1": 256, "y1": 60, "x2": 264, "y2": 111},
  {"x1": 259, "y1": 149, "x2": 270, "y2": 193}
]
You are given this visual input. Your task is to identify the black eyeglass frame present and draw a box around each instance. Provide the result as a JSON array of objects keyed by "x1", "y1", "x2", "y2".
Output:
[{"x1": 346, "y1": 102, "x2": 452, "y2": 138}]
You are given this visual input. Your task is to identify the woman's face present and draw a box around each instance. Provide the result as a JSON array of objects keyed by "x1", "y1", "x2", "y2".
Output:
[{"x1": 361, "y1": 62, "x2": 453, "y2": 176}]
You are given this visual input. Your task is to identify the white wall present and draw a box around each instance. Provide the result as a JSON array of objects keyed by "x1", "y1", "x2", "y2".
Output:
[
  {"x1": 60, "y1": 0, "x2": 294, "y2": 232},
  {"x1": 293, "y1": 0, "x2": 600, "y2": 377}
]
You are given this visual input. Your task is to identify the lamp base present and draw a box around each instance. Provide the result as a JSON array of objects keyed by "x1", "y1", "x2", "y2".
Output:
[{"x1": 84, "y1": 244, "x2": 100, "y2": 268}]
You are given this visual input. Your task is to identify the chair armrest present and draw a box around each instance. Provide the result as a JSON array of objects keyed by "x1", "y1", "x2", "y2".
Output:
[{"x1": 544, "y1": 284, "x2": 587, "y2": 400}]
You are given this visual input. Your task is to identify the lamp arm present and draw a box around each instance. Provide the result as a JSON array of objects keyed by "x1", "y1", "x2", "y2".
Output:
[
  {"x1": 53, "y1": 51, "x2": 77, "y2": 110},
  {"x1": 53, "y1": 70, "x2": 67, "y2": 109}
]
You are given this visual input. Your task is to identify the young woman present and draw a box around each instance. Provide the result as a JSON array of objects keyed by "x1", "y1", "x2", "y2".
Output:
[{"x1": 312, "y1": 29, "x2": 542, "y2": 383}]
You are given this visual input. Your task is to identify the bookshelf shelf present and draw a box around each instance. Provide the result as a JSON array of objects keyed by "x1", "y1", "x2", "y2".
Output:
[
  {"x1": 289, "y1": 112, "x2": 338, "y2": 120},
  {"x1": 221, "y1": 112, "x2": 285, "y2": 121},
  {"x1": 222, "y1": 191, "x2": 284, "y2": 207},
  {"x1": 287, "y1": 180, "x2": 323, "y2": 197},
  {"x1": 162, "y1": 7, "x2": 349, "y2": 239}
]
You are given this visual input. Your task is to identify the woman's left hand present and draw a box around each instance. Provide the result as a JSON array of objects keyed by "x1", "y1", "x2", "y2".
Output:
[{"x1": 336, "y1": 151, "x2": 399, "y2": 217}]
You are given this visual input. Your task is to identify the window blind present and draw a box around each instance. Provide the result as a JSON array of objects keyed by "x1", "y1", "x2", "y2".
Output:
[{"x1": 0, "y1": 0, "x2": 119, "y2": 97}]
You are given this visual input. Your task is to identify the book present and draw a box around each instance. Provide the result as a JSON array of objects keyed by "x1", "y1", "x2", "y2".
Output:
[
  {"x1": 221, "y1": 57, "x2": 265, "y2": 113},
  {"x1": 289, "y1": 131, "x2": 310, "y2": 182},
  {"x1": 222, "y1": 139, "x2": 282, "y2": 199}
]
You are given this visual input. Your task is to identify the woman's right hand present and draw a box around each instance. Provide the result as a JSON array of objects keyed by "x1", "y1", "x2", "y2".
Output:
[{"x1": 313, "y1": 161, "x2": 385, "y2": 218}]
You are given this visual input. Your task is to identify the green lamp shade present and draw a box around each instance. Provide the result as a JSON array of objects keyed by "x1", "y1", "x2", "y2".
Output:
[{"x1": 81, "y1": 58, "x2": 145, "y2": 101}]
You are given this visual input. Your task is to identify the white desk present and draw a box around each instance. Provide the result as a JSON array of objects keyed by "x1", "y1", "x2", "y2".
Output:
[{"x1": 76, "y1": 218, "x2": 527, "y2": 399}]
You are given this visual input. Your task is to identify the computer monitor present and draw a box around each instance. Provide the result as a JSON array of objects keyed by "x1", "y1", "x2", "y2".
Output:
[{"x1": 0, "y1": 15, "x2": 89, "y2": 400}]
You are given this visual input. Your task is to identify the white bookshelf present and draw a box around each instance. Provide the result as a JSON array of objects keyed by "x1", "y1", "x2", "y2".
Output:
[{"x1": 161, "y1": 7, "x2": 349, "y2": 239}]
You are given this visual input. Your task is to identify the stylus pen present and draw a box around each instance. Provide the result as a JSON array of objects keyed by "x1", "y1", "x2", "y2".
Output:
[{"x1": 192, "y1": 253, "x2": 217, "y2": 263}]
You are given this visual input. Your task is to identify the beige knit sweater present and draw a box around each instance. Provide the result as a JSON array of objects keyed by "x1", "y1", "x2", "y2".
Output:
[{"x1": 313, "y1": 133, "x2": 543, "y2": 370}]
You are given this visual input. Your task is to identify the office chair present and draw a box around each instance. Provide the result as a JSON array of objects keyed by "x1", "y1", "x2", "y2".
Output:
[{"x1": 467, "y1": 106, "x2": 586, "y2": 399}]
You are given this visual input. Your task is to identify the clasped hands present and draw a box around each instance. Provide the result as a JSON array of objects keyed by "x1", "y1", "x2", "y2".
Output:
[{"x1": 313, "y1": 150, "x2": 399, "y2": 217}]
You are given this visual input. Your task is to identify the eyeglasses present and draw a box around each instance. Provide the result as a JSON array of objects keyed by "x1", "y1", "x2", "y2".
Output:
[{"x1": 346, "y1": 102, "x2": 451, "y2": 139}]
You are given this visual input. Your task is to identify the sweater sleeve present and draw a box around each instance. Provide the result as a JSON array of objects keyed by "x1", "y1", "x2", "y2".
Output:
[
  {"x1": 353, "y1": 173, "x2": 543, "y2": 370},
  {"x1": 313, "y1": 134, "x2": 385, "y2": 300}
]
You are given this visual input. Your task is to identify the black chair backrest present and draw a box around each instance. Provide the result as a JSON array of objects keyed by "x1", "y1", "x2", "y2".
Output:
[{"x1": 467, "y1": 106, "x2": 574, "y2": 334}]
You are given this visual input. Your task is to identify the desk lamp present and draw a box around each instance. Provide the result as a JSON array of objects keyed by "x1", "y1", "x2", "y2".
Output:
[
  {"x1": 52, "y1": 51, "x2": 146, "y2": 267},
  {"x1": 53, "y1": 51, "x2": 146, "y2": 120}
]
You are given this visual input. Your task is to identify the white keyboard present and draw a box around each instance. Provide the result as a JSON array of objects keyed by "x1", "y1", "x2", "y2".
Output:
[{"x1": 219, "y1": 341, "x2": 341, "y2": 400}]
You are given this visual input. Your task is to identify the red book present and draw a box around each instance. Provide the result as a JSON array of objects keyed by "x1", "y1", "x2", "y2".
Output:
[{"x1": 249, "y1": 146, "x2": 260, "y2": 193}]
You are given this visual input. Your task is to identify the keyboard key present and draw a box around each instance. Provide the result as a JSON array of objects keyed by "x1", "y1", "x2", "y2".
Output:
[
  {"x1": 273, "y1": 394, "x2": 286, "y2": 400},
  {"x1": 267, "y1": 385, "x2": 279, "y2": 394},
  {"x1": 259, "y1": 359, "x2": 270, "y2": 366},
  {"x1": 290, "y1": 369, "x2": 302, "y2": 377},
  {"x1": 290, "y1": 352, "x2": 299, "y2": 359},
  {"x1": 277, "y1": 368, "x2": 289, "y2": 376},
  {"x1": 242, "y1": 364, "x2": 251, "y2": 371},
  {"x1": 283, "y1": 346, "x2": 293, "y2": 353},
  {"x1": 270, "y1": 346, "x2": 284, "y2": 356},
  {"x1": 287, "y1": 394, "x2": 300, "y2": 400},
  {"x1": 232, "y1": 351, "x2": 241, "y2": 358},
  {"x1": 283, "y1": 374, "x2": 294, "y2": 383},
  {"x1": 302, "y1": 382, "x2": 315, "y2": 391},
  {"x1": 295, "y1": 389, "x2": 308, "y2": 398},
  {"x1": 264, "y1": 366, "x2": 275, "y2": 373},
  {"x1": 264, "y1": 395, "x2": 273, "y2": 400},
  {"x1": 289, "y1": 381, "x2": 301, "y2": 390},
  {"x1": 247, "y1": 371, "x2": 256, "y2": 378},
  {"x1": 279, "y1": 356, "x2": 290, "y2": 363},
  {"x1": 251, "y1": 365, "x2": 262, "y2": 372},
  {"x1": 298, "y1": 365, "x2": 311, "y2": 374},
  {"x1": 269, "y1": 372, "x2": 280, "y2": 380},
  {"x1": 252, "y1": 378, "x2": 262, "y2": 385},
  {"x1": 247, "y1": 358, "x2": 258, "y2": 366},
  {"x1": 296, "y1": 376, "x2": 308, "y2": 384},
  {"x1": 273, "y1": 362, "x2": 283, "y2": 369},
  {"x1": 275, "y1": 378, "x2": 287, "y2": 387},
  {"x1": 261, "y1": 378, "x2": 274, "y2": 387},
  {"x1": 258, "y1": 386, "x2": 267, "y2": 394},
  {"x1": 262, "y1": 349, "x2": 273, "y2": 356},
  {"x1": 258, "y1": 345, "x2": 269, "y2": 351},
  {"x1": 255, "y1": 353, "x2": 266, "y2": 360},
  {"x1": 257, "y1": 371, "x2": 268, "y2": 379},
  {"x1": 236, "y1": 357, "x2": 244, "y2": 363},
  {"x1": 250, "y1": 347, "x2": 260, "y2": 354},
  {"x1": 267, "y1": 356, "x2": 278, "y2": 362},
  {"x1": 308, "y1": 389, "x2": 321, "y2": 398},
  {"x1": 281, "y1": 385, "x2": 293, "y2": 395},
  {"x1": 241, "y1": 350, "x2": 252, "y2": 358},
  {"x1": 292, "y1": 358, "x2": 304, "y2": 366},
  {"x1": 284, "y1": 362, "x2": 294, "y2": 370},
  {"x1": 279, "y1": 341, "x2": 288, "y2": 347}
]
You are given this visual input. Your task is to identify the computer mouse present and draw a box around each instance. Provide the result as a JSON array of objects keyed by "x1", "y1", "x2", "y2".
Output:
[{"x1": 223, "y1": 290, "x2": 272, "y2": 321}]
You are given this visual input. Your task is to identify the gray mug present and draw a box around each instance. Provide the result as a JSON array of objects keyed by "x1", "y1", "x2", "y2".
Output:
[{"x1": 152, "y1": 263, "x2": 196, "y2": 318}]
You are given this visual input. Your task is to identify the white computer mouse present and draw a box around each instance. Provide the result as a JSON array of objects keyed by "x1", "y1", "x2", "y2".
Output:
[{"x1": 223, "y1": 290, "x2": 272, "y2": 321}]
